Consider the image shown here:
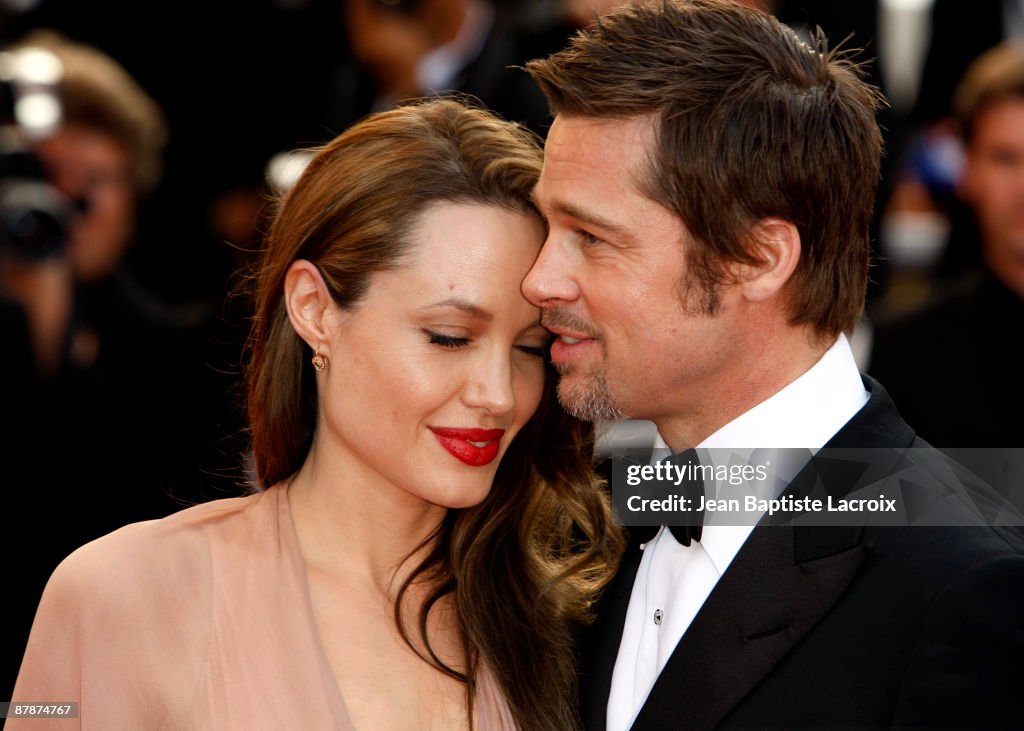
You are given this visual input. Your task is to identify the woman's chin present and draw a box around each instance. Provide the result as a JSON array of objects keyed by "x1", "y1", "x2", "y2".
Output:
[{"x1": 417, "y1": 478, "x2": 495, "y2": 511}]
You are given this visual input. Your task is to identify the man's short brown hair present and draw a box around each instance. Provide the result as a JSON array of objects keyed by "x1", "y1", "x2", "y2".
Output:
[
  {"x1": 953, "y1": 42, "x2": 1024, "y2": 145},
  {"x1": 526, "y1": 0, "x2": 884, "y2": 337}
]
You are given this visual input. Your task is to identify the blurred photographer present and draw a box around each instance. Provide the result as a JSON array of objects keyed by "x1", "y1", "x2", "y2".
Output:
[
  {"x1": 1, "y1": 30, "x2": 165, "y2": 375},
  {"x1": 1, "y1": 32, "x2": 190, "y2": 700}
]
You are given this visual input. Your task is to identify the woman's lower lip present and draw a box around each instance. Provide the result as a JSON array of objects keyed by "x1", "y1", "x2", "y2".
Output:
[{"x1": 431, "y1": 434, "x2": 501, "y2": 466}]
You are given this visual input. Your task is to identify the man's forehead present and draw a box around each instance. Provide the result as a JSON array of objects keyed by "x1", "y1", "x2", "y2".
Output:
[
  {"x1": 971, "y1": 97, "x2": 1024, "y2": 145},
  {"x1": 533, "y1": 114, "x2": 688, "y2": 240},
  {"x1": 546, "y1": 113, "x2": 657, "y2": 157},
  {"x1": 536, "y1": 114, "x2": 657, "y2": 199}
]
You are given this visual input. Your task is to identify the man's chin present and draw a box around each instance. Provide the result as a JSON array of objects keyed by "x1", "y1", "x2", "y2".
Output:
[{"x1": 555, "y1": 374, "x2": 627, "y2": 423}]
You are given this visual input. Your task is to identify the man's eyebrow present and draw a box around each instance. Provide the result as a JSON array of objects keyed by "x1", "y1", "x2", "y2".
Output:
[
  {"x1": 555, "y1": 201, "x2": 628, "y2": 236},
  {"x1": 424, "y1": 298, "x2": 493, "y2": 322},
  {"x1": 531, "y1": 189, "x2": 628, "y2": 237}
]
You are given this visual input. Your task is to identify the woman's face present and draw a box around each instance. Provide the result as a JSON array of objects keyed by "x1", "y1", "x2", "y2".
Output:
[{"x1": 315, "y1": 202, "x2": 548, "y2": 509}]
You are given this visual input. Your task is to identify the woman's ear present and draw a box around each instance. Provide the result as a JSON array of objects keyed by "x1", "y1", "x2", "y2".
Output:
[
  {"x1": 284, "y1": 260, "x2": 336, "y2": 350},
  {"x1": 736, "y1": 218, "x2": 801, "y2": 303}
]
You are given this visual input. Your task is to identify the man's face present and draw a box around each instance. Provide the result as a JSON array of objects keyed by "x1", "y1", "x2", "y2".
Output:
[
  {"x1": 36, "y1": 125, "x2": 135, "y2": 282},
  {"x1": 523, "y1": 115, "x2": 740, "y2": 425},
  {"x1": 962, "y1": 97, "x2": 1024, "y2": 274}
]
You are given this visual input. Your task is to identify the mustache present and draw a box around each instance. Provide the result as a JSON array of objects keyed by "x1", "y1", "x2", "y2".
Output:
[{"x1": 540, "y1": 309, "x2": 602, "y2": 340}]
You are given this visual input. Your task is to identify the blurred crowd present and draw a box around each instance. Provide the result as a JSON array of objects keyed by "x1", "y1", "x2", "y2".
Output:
[{"x1": 1, "y1": 0, "x2": 1022, "y2": 702}]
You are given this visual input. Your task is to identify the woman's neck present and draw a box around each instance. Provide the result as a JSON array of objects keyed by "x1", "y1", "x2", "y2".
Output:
[{"x1": 286, "y1": 439, "x2": 448, "y2": 599}]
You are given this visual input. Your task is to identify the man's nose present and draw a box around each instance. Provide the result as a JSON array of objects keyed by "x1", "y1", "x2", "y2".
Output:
[{"x1": 522, "y1": 236, "x2": 580, "y2": 307}]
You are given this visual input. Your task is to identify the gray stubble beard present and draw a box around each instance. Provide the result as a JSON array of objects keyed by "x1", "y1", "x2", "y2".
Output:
[{"x1": 553, "y1": 361, "x2": 627, "y2": 423}]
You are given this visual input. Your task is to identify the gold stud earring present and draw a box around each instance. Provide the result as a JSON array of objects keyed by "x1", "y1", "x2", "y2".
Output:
[{"x1": 311, "y1": 352, "x2": 328, "y2": 372}]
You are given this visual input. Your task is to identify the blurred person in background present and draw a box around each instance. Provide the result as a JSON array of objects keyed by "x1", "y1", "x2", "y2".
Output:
[
  {"x1": 871, "y1": 41, "x2": 1024, "y2": 447},
  {"x1": 334, "y1": 0, "x2": 560, "y2": 134},
  {"x1": 2, "y1": 31, "x2": 166, "y2": 374},
  {"x1": 915, "y1": 0, "x2": 1023, "y2": 127},
  {"x1": 1, "y1": 31, "x2": 217, "y2": 700},
  {"x1": 881, "y1": 0, "x2": 1024, "y2": 289}
]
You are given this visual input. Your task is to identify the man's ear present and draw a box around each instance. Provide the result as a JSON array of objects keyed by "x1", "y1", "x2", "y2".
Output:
[
  {"x1": 736, "y1": 218, "x2": 801, "y2": 303},
  {"x1": 284, "y1": 260, "x2": 337, "y2": 350}
]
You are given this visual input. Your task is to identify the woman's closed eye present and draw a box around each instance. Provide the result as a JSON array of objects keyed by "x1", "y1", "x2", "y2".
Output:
[
  {"x1": 427, "y1": 330, "x2": 548, "y2": 359},
  {"x1": 427, "y1": 331, "x2": 470, "y2": 349}
]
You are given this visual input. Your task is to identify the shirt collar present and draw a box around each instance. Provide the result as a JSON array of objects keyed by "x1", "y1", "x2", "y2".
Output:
[
  {"x1": 651, "y1": 333, "x2": 868, "y2": 568},
  {"x1": 699, "y1": 332, "x2": 867, "y2": 450},
  {"x1": 652, "y1": 334, "x2": 866, "y2": 453}
]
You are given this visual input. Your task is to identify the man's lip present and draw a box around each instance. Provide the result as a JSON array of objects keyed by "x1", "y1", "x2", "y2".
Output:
[
  {"x1": 550, "y1": 335, "x2": 597, "y2": 363},
  {"x1": 544, "y1": 326, "x2": 595, "y2": 341}
]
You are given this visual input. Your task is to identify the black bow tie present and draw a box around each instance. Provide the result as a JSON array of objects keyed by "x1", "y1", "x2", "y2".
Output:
[
  {"x1": 630, "y1": 519, "x2": 703, "y2": 547},
  {"x1": 629, "y1": 448, "x2": 705, "y2": 547}
]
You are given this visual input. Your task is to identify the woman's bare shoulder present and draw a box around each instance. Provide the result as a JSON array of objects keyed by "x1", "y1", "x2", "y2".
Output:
[
  {"x1": 45, "y1": 490, "x2": 270, "y2": 610},
  {"x1": 12, "y1": 492, "x2": 281, "y2": 723}
]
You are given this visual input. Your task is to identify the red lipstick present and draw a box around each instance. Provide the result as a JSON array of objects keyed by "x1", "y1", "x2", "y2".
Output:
[{"x1": 429, "y1": 427, "x2": 506, "y2": 466}]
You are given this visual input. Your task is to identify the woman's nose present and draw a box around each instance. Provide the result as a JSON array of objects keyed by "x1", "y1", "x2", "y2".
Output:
[{"x1": 463, "y1": 352, "x2": 515, "y2": 417}]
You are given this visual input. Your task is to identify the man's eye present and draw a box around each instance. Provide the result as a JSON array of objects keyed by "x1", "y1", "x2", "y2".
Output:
[
  {"x1": 992, "y1": 151, "x2": 1022, "y2": 167},
  {"x1": 577, "y1": 229, "x2": 602, "y2": 246},
  {"x1": 427, "y1": 332, "x2": 470, "y2": 349}
]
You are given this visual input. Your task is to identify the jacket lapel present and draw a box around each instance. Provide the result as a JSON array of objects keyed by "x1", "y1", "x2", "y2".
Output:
[
  {"x1": 579, "y1": 531, "x2": 646, "y2": 731},
  {"x1": 581, "y1": 443, "x2": 664, "y2": 729},
  {"x1": 629, "y1": 519, "x2": 868, "y2": 730},
  {"x1": 626, "y1": 376, "x2": 915, "y2": 730}
]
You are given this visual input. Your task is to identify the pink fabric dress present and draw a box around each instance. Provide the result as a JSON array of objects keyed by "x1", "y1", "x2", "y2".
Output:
[{"x1": 10, "y1": 484, "x2": 518, "y2": 730}]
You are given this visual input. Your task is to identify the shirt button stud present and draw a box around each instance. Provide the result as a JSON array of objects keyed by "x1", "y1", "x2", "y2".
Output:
[{"x1": 654, "y1": 609, "x2": 663, "y2": 625}]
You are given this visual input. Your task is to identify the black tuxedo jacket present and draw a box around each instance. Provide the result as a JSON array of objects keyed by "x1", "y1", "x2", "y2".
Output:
[{"x1": 580, "y1": 377, "x2": 1024, "y2": 730}]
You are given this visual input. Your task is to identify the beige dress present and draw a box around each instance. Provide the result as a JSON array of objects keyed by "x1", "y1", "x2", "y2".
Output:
[{"x1": 10, "y1": 484, "x2": 517, "y2": 730}]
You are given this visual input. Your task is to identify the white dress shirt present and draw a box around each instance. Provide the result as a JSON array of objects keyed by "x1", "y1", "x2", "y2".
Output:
[{"x1": 606, "y1": 334, "x2": 869, "y2": 731}]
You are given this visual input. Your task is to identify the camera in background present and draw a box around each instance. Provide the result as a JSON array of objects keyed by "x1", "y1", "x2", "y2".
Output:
[{"x1": 0, "y1": 45, "x2": 77, "y2": 264}]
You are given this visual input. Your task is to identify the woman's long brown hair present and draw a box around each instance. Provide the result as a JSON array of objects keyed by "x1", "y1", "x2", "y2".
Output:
[{"x1": 246, "y1": 99, "x2": 623, "y2": 730}]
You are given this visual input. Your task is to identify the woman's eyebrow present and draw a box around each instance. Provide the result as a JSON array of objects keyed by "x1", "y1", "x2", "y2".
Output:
[{"x1": 424, "y1": 298, "x2": 493, "y2": 322}]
